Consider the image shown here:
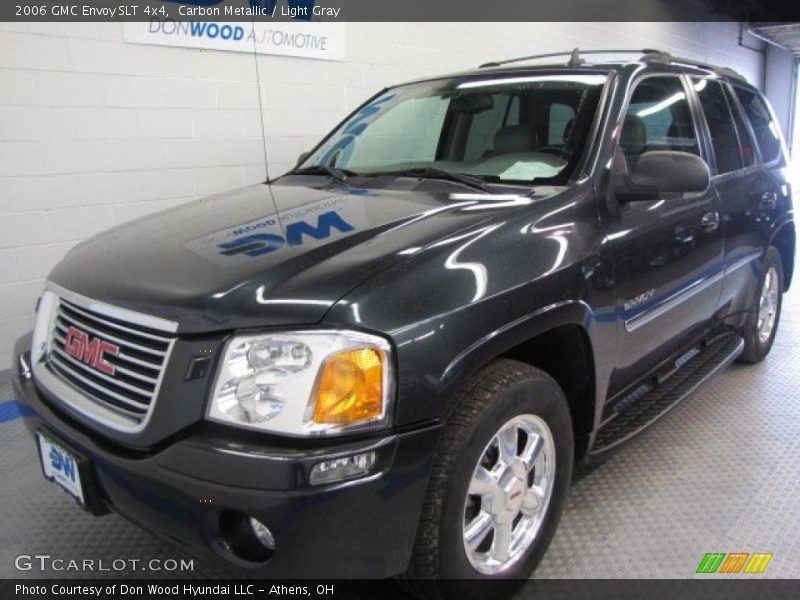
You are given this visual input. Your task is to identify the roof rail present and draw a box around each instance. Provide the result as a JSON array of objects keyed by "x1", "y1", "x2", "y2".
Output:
[
  {"x1": 478, "y1": 48, "x2": 664, "y2": 69},
  {"x1": 639, "y1": 50, "x2": 747, "y2": 81},
  {"x1": 478, "y1": 48, "x2": 747, "y2": 82}
]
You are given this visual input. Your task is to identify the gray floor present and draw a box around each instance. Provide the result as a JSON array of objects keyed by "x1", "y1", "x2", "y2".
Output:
[{"x1": 1, "y1": 289, "x2": 798, "y2": 580}]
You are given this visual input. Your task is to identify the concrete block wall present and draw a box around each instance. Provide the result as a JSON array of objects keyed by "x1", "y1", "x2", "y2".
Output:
[
  {"x1": 764, "y1": 44, "x2": 796, "y2": 153},
  {"x1": 0, "y1": 18, "x2": 765, "y2": 371}
]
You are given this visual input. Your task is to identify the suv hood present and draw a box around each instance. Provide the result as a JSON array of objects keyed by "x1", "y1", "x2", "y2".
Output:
[{"x1": 48, "y1": 181, "x2": 544, "y2": 333}]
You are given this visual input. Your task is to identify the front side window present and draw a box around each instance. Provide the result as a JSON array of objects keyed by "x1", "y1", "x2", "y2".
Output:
[
  {"x1": 732, "y1": 86, "x2": 783, "y2": 164},
  {"x1": 692, "y1": 78, "x2": 742, "y2": 175},
  {"x1": 300, "y1": 73, "x2": 608, "y2": 185},
  {"x1": 620, "y1": 76, "x2": 700, "y2": 163}
]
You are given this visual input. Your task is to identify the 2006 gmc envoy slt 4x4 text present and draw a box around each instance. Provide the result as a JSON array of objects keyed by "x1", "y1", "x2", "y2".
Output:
[{"x1": 12, "y1": 48, "x2": 794, "y2": 593}]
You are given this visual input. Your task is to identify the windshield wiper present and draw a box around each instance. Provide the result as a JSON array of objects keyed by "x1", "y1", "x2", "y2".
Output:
[
  {"x1": 289, "y1": 164, "x2": 356, "y2": 183},
  {"x1": 365, "y1": 167, "x2": 493, "y2": 193}
]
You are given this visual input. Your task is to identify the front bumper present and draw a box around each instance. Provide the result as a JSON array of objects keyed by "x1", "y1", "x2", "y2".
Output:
[{"x1": 12, "y1": 342, "x2": 440, "y2": 578}]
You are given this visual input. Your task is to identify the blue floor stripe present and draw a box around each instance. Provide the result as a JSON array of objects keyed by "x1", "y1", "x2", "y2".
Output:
[{"x1": 0, "y1": 400, "x2": 34, "y2": 423}]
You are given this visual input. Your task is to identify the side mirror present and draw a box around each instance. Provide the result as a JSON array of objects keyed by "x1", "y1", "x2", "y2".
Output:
[
  {"x1": 296, "y1": 151, "x2": 311, "y2": 166},
  {"x1": 612, "y1": 150, "x2": 710, "y2": 202}
]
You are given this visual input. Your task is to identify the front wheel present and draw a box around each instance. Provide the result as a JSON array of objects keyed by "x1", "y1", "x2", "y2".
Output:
[
  {"x1": 738, "y1": 246, "x2": 783, "y2": 364},
  {"x1": 407, "y1": 360, "x2": 573, "y2": 598}
]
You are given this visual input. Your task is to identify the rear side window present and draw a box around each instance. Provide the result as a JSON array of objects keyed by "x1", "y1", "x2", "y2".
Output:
[
  {"x1": 732, "y1": 86, "x2": 783, "y2": 164},
  {"x1": 621, "y1": 76, "x2": 700, "y2": 161},
  {"x1": 692, "y1": 78, "x2": 742, "y2": 174},
  {"x1": 548, "y1": 103, "x2": 575, "y2": 145},
  {"x1": 725, "y1": 85, "x2": 755, "y2": 167}
]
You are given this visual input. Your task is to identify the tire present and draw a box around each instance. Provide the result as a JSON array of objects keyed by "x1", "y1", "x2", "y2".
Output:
[
  {"x1": 406, "y1": 360, "x2": 573, "y2": 599},
  {"x1": 738, "y1": 246, "x2": 783, "y2": 364}
]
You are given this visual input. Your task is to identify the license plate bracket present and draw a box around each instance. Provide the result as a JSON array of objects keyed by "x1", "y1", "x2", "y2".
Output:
[{"x1": 36, "y1": 429, "x2": 106, "y2": 514}]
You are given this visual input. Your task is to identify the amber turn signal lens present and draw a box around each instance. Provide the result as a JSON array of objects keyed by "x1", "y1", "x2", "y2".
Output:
[{"x1": 313, "y1": 348, "x2": 384, "y2": 424}]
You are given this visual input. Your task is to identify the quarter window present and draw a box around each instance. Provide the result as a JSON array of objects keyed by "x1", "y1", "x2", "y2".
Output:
[
  {"x1": 732, "y1": 86, "x2": 783, "y2": 164},
  {"x1": 692, "y1": 78, "x2": 742, "y2": 174},
  {"x1": 621, "y1": 77, "x2": 700, "y2": 162}
]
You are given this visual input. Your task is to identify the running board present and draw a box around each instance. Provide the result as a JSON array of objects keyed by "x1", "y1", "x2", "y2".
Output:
[{"x1": 590, "y1": 332, "x2": 744, "y2": 456}]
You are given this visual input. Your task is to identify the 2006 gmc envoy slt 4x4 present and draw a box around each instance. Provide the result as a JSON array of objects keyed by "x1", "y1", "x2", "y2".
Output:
[{"x1": 13, "y1": 49, "x2": 795, "y2": 593}]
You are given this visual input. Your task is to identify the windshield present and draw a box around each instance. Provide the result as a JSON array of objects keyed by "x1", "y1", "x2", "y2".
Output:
[{"x1": 297, "y1": 72, "x2": 608, "y2": 186}]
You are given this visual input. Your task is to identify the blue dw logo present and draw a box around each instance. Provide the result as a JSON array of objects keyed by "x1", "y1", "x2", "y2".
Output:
[
  {"x1": 218, "y1": 210, "x2": 354, "y2": 257},
  {"x1": 165, "y1": 0, "x2": 317, "y2": 21},
  {"x1": 49, "y1": 447, "x2": 77, "y2": 483}
]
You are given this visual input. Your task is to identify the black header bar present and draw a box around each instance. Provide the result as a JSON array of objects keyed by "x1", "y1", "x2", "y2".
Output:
[
  {"x1": 4, "y1": 579, "x2": 800, "y2": 600},
  {"x1": 4, "y1": 0, "x2": 800, "y2": 23}
]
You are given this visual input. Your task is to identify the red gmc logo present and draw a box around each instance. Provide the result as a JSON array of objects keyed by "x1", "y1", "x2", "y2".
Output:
[{"x1": 63, "y1": 326, "x2": 119, "y2": 376}]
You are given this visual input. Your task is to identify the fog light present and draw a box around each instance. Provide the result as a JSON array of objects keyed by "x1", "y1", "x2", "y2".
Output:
[
  {"x1": 249, "y1": 518, "x2": 275, "y2": 550},
  {"x1": 309, "y1": 451, "x2": 377, "y2": 485}
]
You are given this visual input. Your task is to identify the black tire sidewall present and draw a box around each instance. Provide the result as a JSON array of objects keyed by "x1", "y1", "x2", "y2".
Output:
[{"x1": 437, "y1": 374, "x2": 573, "y2": 583}]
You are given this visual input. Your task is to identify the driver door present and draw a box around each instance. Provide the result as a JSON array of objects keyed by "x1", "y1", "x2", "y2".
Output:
[{"x1": 604, "y1": 74, "x2": 725, "y2": 396}]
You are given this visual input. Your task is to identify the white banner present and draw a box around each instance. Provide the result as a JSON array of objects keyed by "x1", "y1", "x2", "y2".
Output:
[{"x1": 124, "y1": 19, "x2": 345, "y2": 61}]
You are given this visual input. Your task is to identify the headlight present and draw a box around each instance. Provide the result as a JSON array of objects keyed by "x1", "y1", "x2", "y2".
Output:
[{"x1": 207, "y1": 330, "x2": 394, "y2": 436}]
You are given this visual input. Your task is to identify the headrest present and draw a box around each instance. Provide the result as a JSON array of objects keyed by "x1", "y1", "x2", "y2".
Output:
[
  {"x1": 493, "y1": 125, "x2": 537, "y2": 154},
  {"x1": 620, "y1": 115, "x2": 646, "y2": 155}
]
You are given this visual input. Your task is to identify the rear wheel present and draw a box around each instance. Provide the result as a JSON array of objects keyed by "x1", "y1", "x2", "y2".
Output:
[
  {"x1": 407, "y1": 360, "x2": 573, "y2": 599},
  {"x1": 739, "y1": 247, "x2": 783, "y2": 364}
]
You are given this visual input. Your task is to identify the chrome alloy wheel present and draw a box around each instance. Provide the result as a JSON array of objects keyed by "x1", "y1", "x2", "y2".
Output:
[
  {"x1": 462, "y1": 414, "x2": 556, "y2": 575},
  {"x1": 757, "y1": 266, "x2": 779, "y2": 344}
]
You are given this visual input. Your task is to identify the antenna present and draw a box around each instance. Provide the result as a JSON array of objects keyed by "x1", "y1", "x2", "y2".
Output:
[
  {"x1": 252, "y1": 29, "x2": 271, "y2": 183},
  {"x1": 250, "y1": 18, "x2": 285, "y2": 232}
]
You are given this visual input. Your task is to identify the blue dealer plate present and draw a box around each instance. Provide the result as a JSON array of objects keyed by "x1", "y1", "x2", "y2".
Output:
[{"x1": 37, "y1": 432, "x2": 86, "y2": 506}]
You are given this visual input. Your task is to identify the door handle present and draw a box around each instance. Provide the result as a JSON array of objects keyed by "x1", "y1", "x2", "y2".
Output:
[
  {"x1": 701, "y1": 211, "x2": 720, "y2": 232},
  {"x1": 759, "y1": 191, "x2": 778, "y2": 210},
  {"x1": 673, "y1": 227, "x2": 695, "y2": 244}
]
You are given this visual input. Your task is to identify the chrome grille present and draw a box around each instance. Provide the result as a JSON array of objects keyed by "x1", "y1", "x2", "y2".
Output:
[{"x1": 45, "y1": 296, "x2": 175, "y2": 427}]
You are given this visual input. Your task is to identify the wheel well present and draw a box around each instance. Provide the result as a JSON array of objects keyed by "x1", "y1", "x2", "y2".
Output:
[
  {"x1": 772, "y1": 225, "x2": 795, "y2": 291},
  {"x1": 500, "y1": 324, "x2": 595, "y2": 460}
]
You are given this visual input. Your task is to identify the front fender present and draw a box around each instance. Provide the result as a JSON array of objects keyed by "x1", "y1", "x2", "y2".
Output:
[
  {"x1": 322, "y1": 182, "x2": 612, "y2": 429},
  {"x1": 440, "y1": 300, "x2": 594, "y2": 389}
]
